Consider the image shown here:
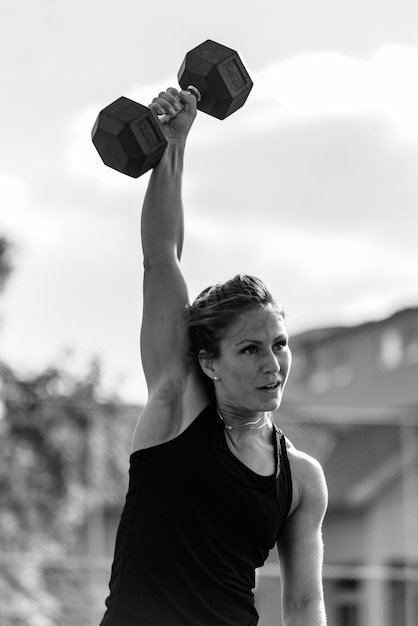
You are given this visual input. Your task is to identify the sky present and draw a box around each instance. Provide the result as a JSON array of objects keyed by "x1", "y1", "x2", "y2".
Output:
[{"x1": 1, "y1": 0, "x2": 418, "y2": 404}]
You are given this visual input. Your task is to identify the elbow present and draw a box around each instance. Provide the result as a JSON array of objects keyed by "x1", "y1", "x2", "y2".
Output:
[
  {"x1": 142, "y1": 253, "x2": 175, "y2": 272},
  {"x1": 282, "y1": 597, "x2": 326, "y2": 625},
  {"x1": 142, "y1": 246, "x2": 180, "y2": 271}
]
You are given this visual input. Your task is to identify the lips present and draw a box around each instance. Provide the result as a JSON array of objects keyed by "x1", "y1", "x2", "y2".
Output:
[{"x1": 258, "y1": 381, "x2": 281, "y2": 390}]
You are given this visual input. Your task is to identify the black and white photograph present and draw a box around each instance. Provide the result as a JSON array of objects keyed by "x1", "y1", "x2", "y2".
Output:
[{"x1": 1, "y1": 1, "x2": 417, "y2": 625}]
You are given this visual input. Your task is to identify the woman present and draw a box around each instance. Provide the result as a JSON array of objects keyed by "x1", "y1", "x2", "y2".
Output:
[{"x1": 100, "y1": 88, "x2": 328, "y2": 626}]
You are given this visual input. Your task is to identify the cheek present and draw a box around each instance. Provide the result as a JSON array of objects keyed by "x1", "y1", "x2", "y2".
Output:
[
  {"x1": 223, "y1": 359, "x2": 255, "y2": 384},
  {"x1": 281, "y1": 351, "x2": 292, "y2": 375}
]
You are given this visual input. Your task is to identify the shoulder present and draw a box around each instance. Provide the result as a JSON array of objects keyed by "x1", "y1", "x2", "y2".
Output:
[
  {"x1": 131, "y1": 370, "x2": 210, "y2": 452},
  {"x1": 284, "y1": 436, "x2": 328, "y2": 521}
]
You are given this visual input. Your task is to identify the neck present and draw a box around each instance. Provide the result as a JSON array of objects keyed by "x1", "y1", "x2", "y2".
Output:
[{"x1": 217, "y1": 407, "x2": 272, "y2": 433}]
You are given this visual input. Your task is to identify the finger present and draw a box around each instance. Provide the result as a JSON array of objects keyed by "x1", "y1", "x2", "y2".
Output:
[
  {"x1": 158, "y1": 113, "x2": 172, "y2": 125},
  {"x1": 149, "y1": 101, "x2": 167, "y2": 117},
  {"x1": 151, "y1": 91, "x2": 182, "y2": 116},
  {"x1": 148, "y1": 101, "x2": 171, "y2": 125},
  {"x1": 179, "y1": 89, "x2": 198, "y2": 112},
  {"x1": 159, "y1": 89, "x2": 183, "y2": 111},
  {"x1": 166, "y1": 87, "x2": 181, "y2": 103},
  {"x1": 149, "y1": 99, "x2": 176, "y2": 118}
]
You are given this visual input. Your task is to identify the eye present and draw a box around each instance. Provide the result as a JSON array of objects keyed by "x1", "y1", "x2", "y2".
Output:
[
  {"x1": 241, "y1": 344, "x2": 258, "y2": 355},
  {"x1": 273, "y1": 339, "x2": 288, "y2": 352}
]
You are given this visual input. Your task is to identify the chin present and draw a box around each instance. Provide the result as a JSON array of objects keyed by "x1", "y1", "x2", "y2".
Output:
[
  {"x1": 270, "y1": 398, "x2": 282, "y2": 411},
  {"x1": 259, "y1": 395, "x2": 282, "y2": 413}
]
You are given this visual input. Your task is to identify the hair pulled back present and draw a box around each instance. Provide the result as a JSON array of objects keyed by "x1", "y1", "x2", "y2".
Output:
[{"x1": 185, "y1": 274, "x2": 284, "y2": 359}]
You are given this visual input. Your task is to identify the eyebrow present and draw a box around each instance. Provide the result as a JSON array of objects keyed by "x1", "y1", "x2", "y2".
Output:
[{"x1": 235, "y1": 334, "x2": 289, "y2": 346}]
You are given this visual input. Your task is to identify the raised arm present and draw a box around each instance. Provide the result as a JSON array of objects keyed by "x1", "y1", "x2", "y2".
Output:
[
  {"x1": 140, "y1": 89, "x2": 194, "y2": 385},
  {"x1": 133, "y1": 89, "x2": 207, "y2": 450}
]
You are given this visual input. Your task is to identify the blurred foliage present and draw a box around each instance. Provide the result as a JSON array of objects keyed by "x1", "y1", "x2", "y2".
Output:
[
  {"x1": 0, "y1": 236, "x2": 12, "y2": 292},
  {"x1": 0, "y1": 558, "x2": 60, "y2": 626},
  {"x1": 0, "y1": 360, "x2": 104, "y2": 551},
  {"x1": 0, "y1": 359, "x2": 128, "y2": 626}
]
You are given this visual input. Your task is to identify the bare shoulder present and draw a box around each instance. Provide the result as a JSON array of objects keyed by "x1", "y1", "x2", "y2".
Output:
[{"x1": 284, "y1": 436, "x2": 328, "y2": 519}]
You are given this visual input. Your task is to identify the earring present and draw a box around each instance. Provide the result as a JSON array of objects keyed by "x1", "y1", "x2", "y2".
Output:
[{"x1": 214, "y1": 375, "x2": 220, "y2": 382}]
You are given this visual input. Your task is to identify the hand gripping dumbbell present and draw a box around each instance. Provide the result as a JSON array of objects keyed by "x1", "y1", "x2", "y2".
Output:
[{"x1": 91, "y1": 40, "x2": 253, "y2": 178}]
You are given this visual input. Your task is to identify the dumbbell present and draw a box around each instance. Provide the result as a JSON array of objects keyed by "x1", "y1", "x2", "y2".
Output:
[{"x1": 91, "y1": 40, "x2": 253, "y2": 178}]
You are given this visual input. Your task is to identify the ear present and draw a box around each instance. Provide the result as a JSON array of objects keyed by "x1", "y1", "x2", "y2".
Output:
[{"x1": 198, "y1": 350, "x2": 217, "y2": 380}]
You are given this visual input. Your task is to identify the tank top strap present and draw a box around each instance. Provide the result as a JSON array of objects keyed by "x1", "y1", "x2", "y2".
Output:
[
  {"x1": 272, "y1": 423, "x2": 293, "y2": 518},
  {"x1": 271, "y1": 422, "x2": 280, "y2": 479}
]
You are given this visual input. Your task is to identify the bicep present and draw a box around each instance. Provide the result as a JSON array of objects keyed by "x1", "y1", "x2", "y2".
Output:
[
  {"x1": 277, "y1": 457, "x2": 328, "y2": 612},
  {"x1": 141, "y1": 257, "x2": 191, "y2": 391}
]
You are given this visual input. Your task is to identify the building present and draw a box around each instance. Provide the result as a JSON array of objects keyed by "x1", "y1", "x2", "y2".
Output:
[{"x1": 285, "y1": 306, "x2": 418, "y2": 408}]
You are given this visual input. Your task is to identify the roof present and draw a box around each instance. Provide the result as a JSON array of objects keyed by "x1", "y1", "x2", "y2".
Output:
[{"x1": 290, "y1": 306, "x2": 418, "y2": 350}]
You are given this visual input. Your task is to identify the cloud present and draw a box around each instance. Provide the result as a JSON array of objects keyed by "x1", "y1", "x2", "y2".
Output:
[
  {"x1": 68, "y1": 45, "x2": 418, "y2": 195},
  {"x1": 0, "y1": 172, "x2": 87, "y2": 258},
  {"x1": 248, "y1": 45, "x2": 418, "y2": 142}
]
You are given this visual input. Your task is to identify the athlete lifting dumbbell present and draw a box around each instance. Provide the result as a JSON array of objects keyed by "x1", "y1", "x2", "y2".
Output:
[
  {"x1": 97, "y1": 40, "x2": 328, "y2": 626},
  {"x1": 91, "y1": 40, "x2": 253, "y2": 177}
]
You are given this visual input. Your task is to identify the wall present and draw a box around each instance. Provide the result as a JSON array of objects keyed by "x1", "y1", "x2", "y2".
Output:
[{"x1": 286, "y1": 309, "x2": 418, "y2": 408}]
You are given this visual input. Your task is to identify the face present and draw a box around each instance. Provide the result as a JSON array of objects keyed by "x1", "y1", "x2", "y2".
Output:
[{"x1": 203, "y1": 304, "x2": 292, "y2": 415}]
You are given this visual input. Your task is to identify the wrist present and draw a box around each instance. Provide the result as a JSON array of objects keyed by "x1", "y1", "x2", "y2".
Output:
[
  {"x1": 166, "y1": 136, "x2": 187, "y2": 151},
  {"x1": 151, "y1": 139, "x2": 186, "y2": 182}
]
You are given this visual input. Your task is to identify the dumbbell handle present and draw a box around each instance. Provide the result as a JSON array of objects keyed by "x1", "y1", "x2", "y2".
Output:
[{"x1": 185, "y1": 85, "x2": 202, "y2": 102}]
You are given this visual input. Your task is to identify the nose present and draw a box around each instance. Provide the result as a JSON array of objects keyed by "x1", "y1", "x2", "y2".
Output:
[{"x1": 262, "y1": 348, "x2": 281, "y2": 373}]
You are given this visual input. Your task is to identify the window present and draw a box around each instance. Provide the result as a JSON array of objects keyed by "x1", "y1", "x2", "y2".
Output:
[
  {"x1": 309, "y1": 368, "x2": 332, "y2": 394},
  {"x1": 308, "y1": 346, "x2": 353, "y2": 394},
  {"x1": 336, "y1": 603, "x2": 360, "y2": 626},
  {"x1": 405, "y1": 328, "x2": 418, "y2": 365},
  {"x1": 389, "y1": 579, "x2": 407, "y2": 626},
  {"x1": 331, "y1": 578, "x2": 362, "y2": 626},
  {"x1": 388, "y1": 572, "x2": 418, "y2": 626},
  {"x1": 379, "y1": 327, "x2": 403, "y2": 371}
]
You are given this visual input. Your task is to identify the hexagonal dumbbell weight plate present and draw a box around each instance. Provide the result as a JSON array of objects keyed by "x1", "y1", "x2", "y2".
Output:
[
  {"x1": 178, "y1": 40, "x2": 253, "y2": 120},
  {"x1": 91, "y1": 97, "x2": 167, "y2": 178}
]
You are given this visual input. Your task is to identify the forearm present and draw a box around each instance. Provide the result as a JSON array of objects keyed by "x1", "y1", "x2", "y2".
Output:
[
  {"x1": 283, "y1": 599, "x2": 327, "y2": 626},
  {"x1": 141, "y1": 139, "x2": 186, "y2": 267}
]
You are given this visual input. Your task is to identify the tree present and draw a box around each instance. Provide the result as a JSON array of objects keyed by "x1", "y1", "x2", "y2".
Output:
[
  {"x1": 0, "y1": 236, "x2": 12, "y2": 292},
  {"x1": 0, "y1": 359, "x2": 127, "y2": 626},
  {"x1": 0, "y1": 363, "x2": 97, "y2": 551}
]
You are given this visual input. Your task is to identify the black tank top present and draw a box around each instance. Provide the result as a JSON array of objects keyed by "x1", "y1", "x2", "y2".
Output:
[{"x1": 100, "y1": 403, "x2": 292, "y2": 626}]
